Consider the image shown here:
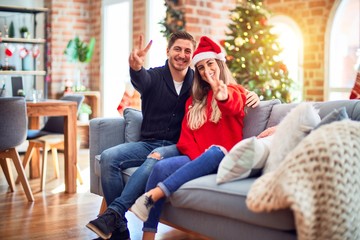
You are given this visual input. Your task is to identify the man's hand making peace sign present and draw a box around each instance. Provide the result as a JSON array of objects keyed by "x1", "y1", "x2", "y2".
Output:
[{"x1": 128, "y1": 35, "x2": 153, "y2": 71}]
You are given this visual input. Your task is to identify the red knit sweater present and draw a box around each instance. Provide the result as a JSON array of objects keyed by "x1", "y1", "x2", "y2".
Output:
[{"x1": 176, "y1": 84, "x2": 247, "y2": 160}]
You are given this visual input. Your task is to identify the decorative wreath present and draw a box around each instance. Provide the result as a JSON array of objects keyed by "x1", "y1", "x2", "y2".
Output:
[{"x1": 160, "y1": 0, "x2": 186, "y2": 40}]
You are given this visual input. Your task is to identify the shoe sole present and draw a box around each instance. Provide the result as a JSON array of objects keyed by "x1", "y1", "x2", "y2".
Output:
[
  {"x1": 129, "y1": 204, "x2": 149, "y2": 222},
  {"x1": 86, "y1": 222, "x2": 112, "y2": 239}
]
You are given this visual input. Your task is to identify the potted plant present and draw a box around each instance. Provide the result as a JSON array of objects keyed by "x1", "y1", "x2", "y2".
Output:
[
  {"x1": 64, "y1": 36, "x2": 96, "y2": 91},
  {"x1": 78, "y1": 102, "x2": 92, "y2": 122},
  {"x1": 19, "y1": 26, "x2": 29, "y2": 38}
]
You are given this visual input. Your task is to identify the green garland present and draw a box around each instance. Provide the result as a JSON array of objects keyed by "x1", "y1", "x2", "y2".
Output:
[{"x1": 160, "y1": 0, "x2": 186, "y2": 40}]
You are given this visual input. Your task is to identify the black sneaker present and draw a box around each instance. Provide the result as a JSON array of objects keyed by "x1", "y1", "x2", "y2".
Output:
[
  {"x1": 92, "y1": 228, "x2": 130, "y2": 240},
  {"x1": 86, "y1": 208, "x2": 120, "y2": 239},
  {"x1": 111, "y1": 228, "x2": 130, "y2": 240}
]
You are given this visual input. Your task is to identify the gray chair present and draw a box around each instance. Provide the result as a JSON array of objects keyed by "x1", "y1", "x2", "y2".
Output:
[
  {"x1": 0, "y1": 97, "x2": 34, "y2": 202},
  {"x1": 19, "y1": 94, "x2": 85, "y2": 191}
]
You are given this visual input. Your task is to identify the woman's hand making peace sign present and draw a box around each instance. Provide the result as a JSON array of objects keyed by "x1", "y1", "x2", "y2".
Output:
[{"x1": 204, "y1": 70, "x2": 228, "y2": 101}]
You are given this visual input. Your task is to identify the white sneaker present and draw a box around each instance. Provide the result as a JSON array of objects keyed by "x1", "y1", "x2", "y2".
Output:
[{"x1": 130, "y1": 193, "x2": 154, "y2": 222}]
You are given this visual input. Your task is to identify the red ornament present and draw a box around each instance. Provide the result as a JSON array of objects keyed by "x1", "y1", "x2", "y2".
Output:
[
  {"x1": 5, "y1": 45, "x2": 15, "y2": 57},
  {"x1": 279, "y1": 63, "x2": 287, "y2": 73},
  {"x1": 226, "y1": 55, "x2": 234, "y2": 61},
  {"x1": 219, "y1": 39, "x2": 225, "y2": 47},
  {"x1": 260, "y1": 18, "x2": 267, "y2": 26},
  {"x1": 32, "y1": 45, "x2": 40, "y2": 58},
  {"x1": 250, "y1": 37, "x2": 256, "y2": 44},
  {"x1": 19, "y1": 47, "x2": 28, "y2": 59}
]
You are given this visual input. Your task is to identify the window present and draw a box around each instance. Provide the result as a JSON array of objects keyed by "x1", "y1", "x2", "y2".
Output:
[
  {"x1": 146, "y1": 0, "x2": 167, "y2": 68},
  {"x1": 101, "y1": 0, "x2": 132, "y2": 117},
  {"x1": 326, "y1": 0, "x2": 360, "y2": 100},
  {"x1": 269, "y1": 16, "x2": 304, "y2": 101}
]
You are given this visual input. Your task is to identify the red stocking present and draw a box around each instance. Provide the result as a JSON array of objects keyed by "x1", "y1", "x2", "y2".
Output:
[{"x1": 350, "y1": 71, "x2": 360, "y2": 99}]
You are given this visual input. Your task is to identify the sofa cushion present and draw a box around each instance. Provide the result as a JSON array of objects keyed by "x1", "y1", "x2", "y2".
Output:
[
  {"x1": 94, "y1": 154, "x2": 101, "y2": 176},
  {"x1": 314, "y1": 106, "x2": 348, "y2": 130},
  {"x1": 216, "y1": 136, "x2": 272, "y2": 184},
  {"x1": 169, "y1": 174, "x2": 295, "y2": 231},
  {"x1": 242, "y1": 99, "x2": 281, "y2": 139},
  {"x1": 267, "y1": 100, "x2": 360, "y2": 128},
  {"x1": 266, "y1": 103, "x2": 298, "y2": 128},
  {"x1": 123, "y1": 108, "x2": 143, "y2": 142},
  {"x1": 263, "y1": 103, "x2": 321, "y2": 174},
  {"x1": 313, "y1": 100, "x2": 360, "y2": 121}
]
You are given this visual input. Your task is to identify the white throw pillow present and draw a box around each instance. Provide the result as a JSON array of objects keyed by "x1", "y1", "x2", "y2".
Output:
[
  {"x1": 216, "y1": 136, "x2": 273, "y2": 184},
  {"x1": 262, "y1": 102, "x2": 321, "y2": 174}
]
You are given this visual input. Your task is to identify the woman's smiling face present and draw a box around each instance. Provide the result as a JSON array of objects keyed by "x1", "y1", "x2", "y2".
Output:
[{"x1": 195, "y1": 58, "x2": 220, "y2": 83}]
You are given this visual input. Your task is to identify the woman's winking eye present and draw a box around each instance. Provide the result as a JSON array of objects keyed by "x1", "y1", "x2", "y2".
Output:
[{"x1": 196, "y1": 59, "x2": 216, "y2": 72}]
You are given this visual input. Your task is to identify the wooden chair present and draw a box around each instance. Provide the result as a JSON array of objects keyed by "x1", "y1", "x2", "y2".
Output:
[
  {"x1": 17, "y1": 94, "x2": 85, "y2": 191},
  {"x1": 0, "y1": 97, "x2": 34, "y2": 202}
]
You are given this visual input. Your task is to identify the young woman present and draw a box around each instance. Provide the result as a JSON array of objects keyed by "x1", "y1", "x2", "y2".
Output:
[{"x1": 130, "y1": 36, "x2": 256, "y2": 240}]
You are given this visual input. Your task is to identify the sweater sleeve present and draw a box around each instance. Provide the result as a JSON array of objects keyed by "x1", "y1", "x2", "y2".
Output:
[
  {"x1": 217, "y1": 84, "x2": 247, "y2": 116},
  {"x1": 176, "y1": 99, "x2": 203, "y2": 160},
  {"x1": 129, "y1": 67, "x2": 152, "y2": 94}
]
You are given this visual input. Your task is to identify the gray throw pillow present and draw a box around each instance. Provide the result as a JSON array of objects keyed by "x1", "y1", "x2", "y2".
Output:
[
  {"x1": 313, "y1": 107, "x2": 348, "y2": 130},
  {"x1": 243, "y1": 99, "x2": 281, "y2": 139},
  {"x1": 123, "y1": 108, "x2": 143, "y2": 142}
]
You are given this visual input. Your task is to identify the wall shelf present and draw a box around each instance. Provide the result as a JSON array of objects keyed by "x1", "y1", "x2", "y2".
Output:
[
  {"x1": 0, "y1": 37, "x2": 46, "y2": 44},
  {"x1": 0, "y1": 5, "x2": 48, "y2": 98},
  {"x1": 0, "y1": 6, "x2": 48, "y2": 14},
  {"x1": 0, "y1": 70, "x2": 46, "y2": 76}
]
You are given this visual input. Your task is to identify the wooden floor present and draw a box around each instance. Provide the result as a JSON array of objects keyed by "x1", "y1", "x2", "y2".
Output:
[{"x1": 0, "y1": 148, "x2": 207, "y2": 240}]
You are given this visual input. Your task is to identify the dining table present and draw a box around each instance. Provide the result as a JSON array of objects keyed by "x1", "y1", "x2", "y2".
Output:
[{"x1": 26, "y1": 99, "x2": 78, "y2": 193}]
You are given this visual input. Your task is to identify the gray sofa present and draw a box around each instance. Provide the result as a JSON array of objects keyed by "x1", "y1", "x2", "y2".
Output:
[{"x1": 89, "y1": 99, "x2": 360, "y2": 240}]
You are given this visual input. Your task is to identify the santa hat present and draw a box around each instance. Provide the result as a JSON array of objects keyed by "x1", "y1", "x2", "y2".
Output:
[{"x1": 192, "y1": 36, "x2": 226, "y2": 66}]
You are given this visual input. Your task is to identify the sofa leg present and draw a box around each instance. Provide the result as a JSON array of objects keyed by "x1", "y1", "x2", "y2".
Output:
[{"x1": 99, "y1": 197, "x2": 107, "y2": 216}]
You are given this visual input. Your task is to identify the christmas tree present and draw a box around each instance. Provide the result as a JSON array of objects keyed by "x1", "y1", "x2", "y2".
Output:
[
  {"x1": 221, "y1": 0, "x2": 294, "y2": 103},
  {"x1": 160, "y1": 0, "x2": 186, "y2": 40}
]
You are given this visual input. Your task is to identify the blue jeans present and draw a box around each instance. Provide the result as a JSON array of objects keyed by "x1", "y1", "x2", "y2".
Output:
[
  {"x1": 100, "y1": 140, "x2": 179, "y2": 231},
  {"x1": 143, "y1": 145, "x2": 225, "y2": 232}
]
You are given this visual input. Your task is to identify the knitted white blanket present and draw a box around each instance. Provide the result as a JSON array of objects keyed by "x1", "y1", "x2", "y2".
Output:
[{"x1": 246, "y1": 120, "x2": 360, "y2": 240}]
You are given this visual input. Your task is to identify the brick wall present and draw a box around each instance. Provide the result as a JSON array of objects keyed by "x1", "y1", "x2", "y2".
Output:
[
  {"x1": 264, "y1": 0, "x2": 336, "y2": 101},
  {"x1": 45, "y1": 0, "x2": 337, "y2": 101},
  {"x1": 88, "y1": 1, "x2": 101, "y2": 92},
  {"x1": 132, "y1": 0, "x2": 146, "y2": 51},
  {"x1": 184, "y1": 0, "x2": 236, "y2": 40},
  {"x1": 44, "y1": 0, "x2": 100, "y2": 98}
]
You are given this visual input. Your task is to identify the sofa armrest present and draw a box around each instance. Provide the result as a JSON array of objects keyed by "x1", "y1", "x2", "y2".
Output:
[{"x1": 89, "y1": 117, "x2": 126, "y2": 195}]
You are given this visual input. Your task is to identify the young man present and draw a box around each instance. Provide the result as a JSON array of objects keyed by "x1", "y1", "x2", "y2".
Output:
[{"x1": 86, "y1": 31, "x2": 197, "y2": 240}]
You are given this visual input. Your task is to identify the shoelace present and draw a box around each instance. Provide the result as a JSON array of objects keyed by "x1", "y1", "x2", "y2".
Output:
[
  {"x1": 101, "y1": 209, "x2": 120, "y2": 229},
  {"x1": 144, "y1": 195, "x2": 155, "y2": 209}
]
